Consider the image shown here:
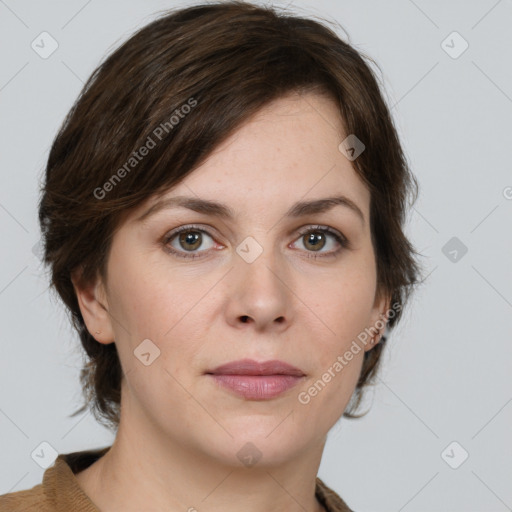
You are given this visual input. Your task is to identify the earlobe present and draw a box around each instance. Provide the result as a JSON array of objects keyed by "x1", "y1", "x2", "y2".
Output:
[{"x1": 71, "y1": 269, "x2": 115, "y2": 345}]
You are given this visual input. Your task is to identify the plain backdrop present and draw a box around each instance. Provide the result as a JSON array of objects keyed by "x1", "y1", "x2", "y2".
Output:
[{"x1": 1, "y1": 1, "x2": 511, "y2": 511}]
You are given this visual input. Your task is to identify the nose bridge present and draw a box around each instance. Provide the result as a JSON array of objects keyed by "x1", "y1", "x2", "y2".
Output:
[
  {"x1": 235, "y1": 232, "x2": 281, "y2": 285},
  {"x1": 230, "y1": 231, "x2": 291, "y2": 324}
]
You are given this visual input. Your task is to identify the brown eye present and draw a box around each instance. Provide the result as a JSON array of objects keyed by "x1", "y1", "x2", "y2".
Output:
[
  {"x1": 164, "y1": 225, "x2": 217, "y2": 259},
  {"x1": 302, "y1": 232, "x2": 327, "y2": 251},
  {"x1": 178, "y1": 231, "x2": 203, "y2": 251},
  {"x1": 291, "y1": 226, "x2": 348, "y2": 259}
]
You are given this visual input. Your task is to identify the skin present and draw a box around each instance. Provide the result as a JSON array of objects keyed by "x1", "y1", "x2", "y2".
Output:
[{"x1": 73, "y1": 91, "x2": 390, "y2": 512}]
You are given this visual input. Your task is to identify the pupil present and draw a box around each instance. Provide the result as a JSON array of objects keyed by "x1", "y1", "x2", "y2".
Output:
[
  {"x1": 180, "y1": 231, "x2": 201, "y2": 250},
  {"x1": 306, "y1": 232, "x2": 324, "y2": 250}
]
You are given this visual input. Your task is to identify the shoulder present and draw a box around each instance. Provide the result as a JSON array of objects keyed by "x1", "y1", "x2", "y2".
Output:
[
  {"x1": 0, "y1": 483, "x2": 51, "y2": 512},
  {"x1": 315, "y1": 476, "x2": 356, "y2": 512},
  {"x1": 0, "y1": 447, "x2": 109, "y2": 512}
]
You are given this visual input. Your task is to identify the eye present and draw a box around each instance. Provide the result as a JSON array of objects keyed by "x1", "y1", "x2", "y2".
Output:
[
  {"x1": 163, "y1": 225, "x2": 220, "y2": 259},
  {"x1": 162, "y1": 224, "x2": 349, "y2": 260},
  {"x1": 291, "y1": 225, "x2": 348, "y2": 259}
]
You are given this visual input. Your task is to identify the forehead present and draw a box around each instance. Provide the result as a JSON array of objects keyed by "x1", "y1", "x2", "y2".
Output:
[{"x1": 130, "y1": 92, "x2": 371, "y2": 226}]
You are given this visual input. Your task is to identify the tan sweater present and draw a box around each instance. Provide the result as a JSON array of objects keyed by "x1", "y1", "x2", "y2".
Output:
[{"x1": 0, "y1": 446, "x2": 354, "y2": 511}]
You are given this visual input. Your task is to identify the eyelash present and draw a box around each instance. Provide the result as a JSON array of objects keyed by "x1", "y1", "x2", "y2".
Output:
[{"x1": 162, "y1": 224, "x2": 349, "y2": 260}]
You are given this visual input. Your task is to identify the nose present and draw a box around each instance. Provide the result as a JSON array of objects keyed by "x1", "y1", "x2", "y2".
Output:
[{"x1": 224, "y1": 240, "x2": 293, "y2": 332}]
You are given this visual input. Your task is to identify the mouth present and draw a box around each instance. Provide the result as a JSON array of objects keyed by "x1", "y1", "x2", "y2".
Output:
[{"x1": 205, "y1": 359, "x2": 306, "y2": 400}]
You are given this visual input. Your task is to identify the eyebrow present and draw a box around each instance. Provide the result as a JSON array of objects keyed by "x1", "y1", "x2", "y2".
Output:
[{"x1": 135, "y1": 194, "x2": 365, "y2": 225}]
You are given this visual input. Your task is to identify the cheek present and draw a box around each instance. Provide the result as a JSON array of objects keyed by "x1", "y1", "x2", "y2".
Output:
[
  {"x1": 306, "y1": 263, "x2": 377, "y2": 353},
  {"x1": 106, "y1": 249, "x2": 190, "y2": 341},
  {"x1": 291, "y1": 260, "x2": 375, "y2": 424},
  {"x1": 105, "y1": 252, "x2": 216, "y2": 380}
]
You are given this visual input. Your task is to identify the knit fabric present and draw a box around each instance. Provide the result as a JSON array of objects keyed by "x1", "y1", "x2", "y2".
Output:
[{"x1": 0, "y1": 447, "x2": 354, "y2": 511}]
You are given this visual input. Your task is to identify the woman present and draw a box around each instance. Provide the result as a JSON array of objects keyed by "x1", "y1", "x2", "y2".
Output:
[{"x1": 0, "y1": 1, "x2": 422, "y2": 511}]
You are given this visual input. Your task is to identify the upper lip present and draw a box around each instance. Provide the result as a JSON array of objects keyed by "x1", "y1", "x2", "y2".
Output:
[{"x1": 207, "y1": 359, "x2": 305, "y2": 377}]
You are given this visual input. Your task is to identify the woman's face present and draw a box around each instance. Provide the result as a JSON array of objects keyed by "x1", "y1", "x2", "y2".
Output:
[{"x1": 79, "y1": 91, "x2": 389, "y2": 467}]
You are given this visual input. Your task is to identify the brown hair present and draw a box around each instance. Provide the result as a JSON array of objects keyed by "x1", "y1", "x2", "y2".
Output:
[{"x1": 38, "y1": 0, "x2": 424, "y2": 430}]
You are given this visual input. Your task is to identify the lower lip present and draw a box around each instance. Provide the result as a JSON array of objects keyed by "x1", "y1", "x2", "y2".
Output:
[{"x1": 208, "y1": 374, "x2": 304, "y2": 400}]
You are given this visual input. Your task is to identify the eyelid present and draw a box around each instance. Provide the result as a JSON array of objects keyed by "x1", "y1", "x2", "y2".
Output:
[
  {"x1": 295, "y1": 224, "x2": 348, "y2": 246},
  {"x1": 162, "y1": 223, "x2": 222, "y2": 244}
]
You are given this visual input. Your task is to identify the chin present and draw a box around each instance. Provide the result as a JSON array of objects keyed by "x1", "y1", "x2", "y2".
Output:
[{"x1": 204, "y1": 422, "x2": 310, "y2": 468}]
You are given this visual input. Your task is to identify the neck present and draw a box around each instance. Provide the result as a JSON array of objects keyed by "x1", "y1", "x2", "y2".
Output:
[{"x1": 76, "y1": 390, "x2": 327, "y2": 512}]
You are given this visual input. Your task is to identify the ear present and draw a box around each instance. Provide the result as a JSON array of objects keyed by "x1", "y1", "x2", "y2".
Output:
[
  {"x1": 71, "y1": 267, "x2": 115, "y2": 345},
  {"x1": 363, "y1": 289, "x2": 392, "y2": 352}
]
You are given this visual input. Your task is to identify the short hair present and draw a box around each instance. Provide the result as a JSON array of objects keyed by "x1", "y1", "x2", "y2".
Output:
[{"x1": 38, "y1": 0, "x2": 424, "y2": 431}]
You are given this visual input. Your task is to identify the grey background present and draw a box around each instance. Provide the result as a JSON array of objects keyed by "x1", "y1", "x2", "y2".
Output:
[{"x1": 1, "y1": 1, "x2": 511, "y2": 510}]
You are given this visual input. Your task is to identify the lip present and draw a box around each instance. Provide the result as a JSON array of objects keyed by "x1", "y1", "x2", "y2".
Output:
[
  {"x1": 207, "y1": 359, "x2": 305, "y2": 377},
  {"x1": 206, "y1": 359, "x2": 306, "y2": 400}
]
